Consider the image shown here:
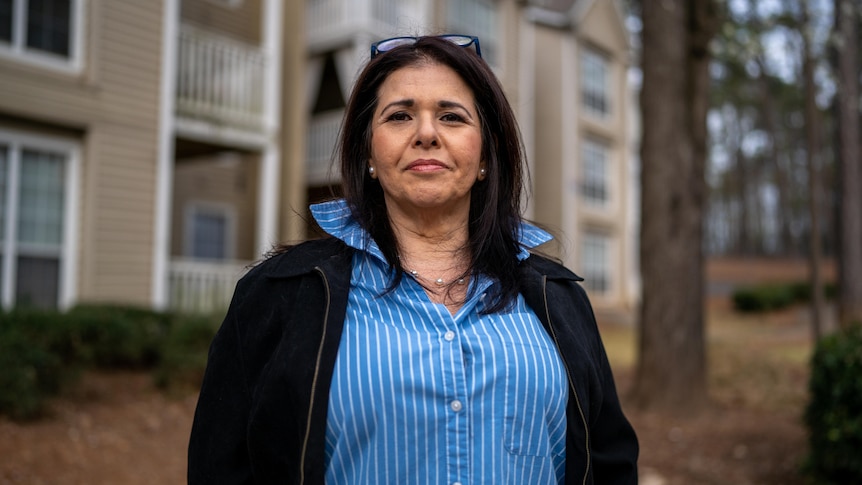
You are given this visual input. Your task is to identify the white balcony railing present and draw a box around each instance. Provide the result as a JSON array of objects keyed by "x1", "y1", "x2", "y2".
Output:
[
  {"x1": 307, "y1": 0, "x2": 411, "y2": 42},
  {"x1": 307, "y1": 110, "x2": 344, "y2": 184},
  {"x1": 168, "y1": 258, "x2": 251, "y2": 315},
  {"x1": 176, "y1": 24, "x2": 266, "y2": 131}
]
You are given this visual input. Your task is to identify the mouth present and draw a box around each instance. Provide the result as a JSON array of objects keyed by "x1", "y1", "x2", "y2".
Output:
[{"x1": 406, "y1": 159, "x2": 448, "y2": 172}]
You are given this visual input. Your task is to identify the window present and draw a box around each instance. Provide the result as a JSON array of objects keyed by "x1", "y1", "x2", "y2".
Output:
[
  {"x1": 0, "y1": 0, "x2": 81, "y2": 69},
  {"x1": 185, "y1": 203, "x2": 235, "y2": 261},
  {"x1": 581, "y1": 231, "x2": 611, "y2": 294},
  {"x1": 581, "y1": 137, "x2": 610, "y2": 207},
  {"x1": 581, "y1": 48, "x2": 610, "y2": 118},
  {"x1": 447, "y1": 0, "x2": 497, "y2": 65},
  {"x1": 0, "y1": 131, "x2": 78, "y2": 310}
]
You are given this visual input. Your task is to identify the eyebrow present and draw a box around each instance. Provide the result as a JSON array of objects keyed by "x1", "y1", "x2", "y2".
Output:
[{"x1": 379, "y1": 99, "x2": 473, "y2": 118}]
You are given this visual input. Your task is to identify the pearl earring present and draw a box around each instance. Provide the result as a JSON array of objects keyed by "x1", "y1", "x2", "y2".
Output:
[
  {"x1": 369, "y1": 166, "x2": 376, "y2": 176},
  {"x1": 479, "y1": 168, "x2": 487, "y2": 178}
]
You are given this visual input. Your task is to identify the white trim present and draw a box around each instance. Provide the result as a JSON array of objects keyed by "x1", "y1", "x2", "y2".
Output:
[
  {"x1": 60, "y1": 143, "x2": 80, "y2": 310},
  {"x1": 561, "y1": 34, "x2": 579, "y2": 266},
  {"x1": 0, "y1": 144, "x2": 21, "y2": 307},
  {"x1": 519, "y1": 16, "x2": 536, "y2": 220},
  {"x1": 0, "y1": 0, "x2": 86, "y2": 74},
  {"x1": 255, "y1": 0, "x2": 283, "y2": 257},
  {"x1": 0, "y1": 129, "x2": 80, "y2": 310},
  {"x1": 262, "y1": 0, "x2": 283, "y2": 133},
  {"x1": 152, "y1": 0, "x2": 179, "y2": 309},
  {"x1": 257, "y1": 147, "x2": 280, "y2": 256}
]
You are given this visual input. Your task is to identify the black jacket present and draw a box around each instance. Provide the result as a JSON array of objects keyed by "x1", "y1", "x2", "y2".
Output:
[{"x1": 188, "y1": 237, "x2": 638, "y2": 484}]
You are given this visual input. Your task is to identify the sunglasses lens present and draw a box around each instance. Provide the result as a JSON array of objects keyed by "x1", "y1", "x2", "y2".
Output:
[
  {"x1": 374, "y1": 37, "x2": 417, "y2": 55},
  {"x1": 441, "y1": 35, "x2": 475, "y2": 47}
]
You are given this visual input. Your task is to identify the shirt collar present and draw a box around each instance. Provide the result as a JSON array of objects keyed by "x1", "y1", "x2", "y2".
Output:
[{"x1": 310, "y1": 199, "x2": 553, "y2": 263}]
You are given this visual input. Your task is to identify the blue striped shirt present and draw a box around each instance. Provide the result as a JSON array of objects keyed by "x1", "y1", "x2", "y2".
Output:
[{"x1": 312, "y1": 200, "x2": 568, "y2": 485}]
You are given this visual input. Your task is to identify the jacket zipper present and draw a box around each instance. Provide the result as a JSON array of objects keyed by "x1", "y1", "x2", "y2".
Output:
[
  {"x1": 299, "y1": 267, "x2": 332, "y2": 484},
  {"x1": 542, "y1": 275, "x2": 591, "y2": 485}
]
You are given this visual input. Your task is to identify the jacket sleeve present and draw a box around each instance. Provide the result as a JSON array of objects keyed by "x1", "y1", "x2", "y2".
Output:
[
  {"x1": 187, "y1": 284, "x2": 254, "y2": 484},
  {"x1": 577, "y1": 286, "x2": 639, "y2": 484},
  {"x1": 589, "y1": 334, "x2": 639, "y2": 484}
]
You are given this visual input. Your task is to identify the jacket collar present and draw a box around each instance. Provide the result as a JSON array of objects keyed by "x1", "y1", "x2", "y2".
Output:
[
  {"x1": 520, "y1": 253, "x2": 584, "y2": 282},
  {"x1": 262, "y1": 238, "x2": 356, "y2": 280}
]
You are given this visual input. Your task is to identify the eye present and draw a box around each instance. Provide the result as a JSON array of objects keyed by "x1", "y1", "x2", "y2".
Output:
[
  {"x1": 440, "y1": 112, "x2": 466, "y2": 123},
  {"x1": 386, "y1": 111, "x2": 412, "y2": 122}
]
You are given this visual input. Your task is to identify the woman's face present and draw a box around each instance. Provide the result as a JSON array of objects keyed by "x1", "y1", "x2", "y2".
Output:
[{"x1": 369, "y1": 61, "x2": 485, "y2": 219}]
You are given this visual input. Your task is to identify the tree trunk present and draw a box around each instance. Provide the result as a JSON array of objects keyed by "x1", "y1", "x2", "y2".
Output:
[
  {"x1": 633, "y1": 0, "x2": 718, "y2": 413},
  {"x1": 835, "y1": 0, "x2": 862, "y2": 327},
  {"x1": 801, "y1": 0, "x2": 825, "y2": 340}
]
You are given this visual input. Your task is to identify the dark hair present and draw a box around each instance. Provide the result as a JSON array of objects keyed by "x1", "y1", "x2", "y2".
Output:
[{"x1": 339, "y1": 36, "x2": 527, "y2": 312}]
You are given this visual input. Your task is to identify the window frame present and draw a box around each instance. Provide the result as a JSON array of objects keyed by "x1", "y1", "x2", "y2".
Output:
[
  {"x1": 580, "y1": 46, "x2": 611, "y2": 119},
  {"x1": 0, "y1": 0, "x2": 86, "y2": 73},
  {"x1": 580, "y1": 136, "x2": 611, "y2": 208},
  {"x1": 446, "y1": 0, "x2": 499, "y2": 66},
  {"x1": 0, "y1": 128, "x2": 80, "y2": 310},
  {"x1": 183, "y1": 201, "x2": 237, "y2": 261},
  {"x1": 580, "y1": 230, "x2": 613, "y2": 295}
]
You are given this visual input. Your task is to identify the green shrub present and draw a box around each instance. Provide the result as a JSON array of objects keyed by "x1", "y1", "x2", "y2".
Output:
[
  {"x1": 0, "y1": 312, "x2": 77, "y2": 420},
  {"x1": 154, "y1": 314, "x2": 219, "y2": 390},
  {"x1": 732, "y1": 281, "x2": 837, "y2": 313},
  {"x1": 0, "y1": 304, "x2": 221, "y2": 421},
  {"x1": 732, "y1": 284, "x2": 795, "y2": 312},
  {"x1": 65, "y1": 304, "x2": 171, "y2": 368},
  {"x1": 804, "y1": 324, "x2": 862, "y2": 484}
]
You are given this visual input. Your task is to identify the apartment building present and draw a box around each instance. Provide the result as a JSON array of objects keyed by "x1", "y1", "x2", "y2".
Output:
[
  {"x1": 0, "y1": 0, "x2": 635, "y2": 314},
  {"x1": 305, "y1": 0, "x2": 639, "y2": 312},
  {"x1": 0, "y1": 0, "x2": 306, "y2": 313}
]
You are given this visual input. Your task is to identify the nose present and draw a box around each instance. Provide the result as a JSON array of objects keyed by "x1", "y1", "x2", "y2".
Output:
[{"x1": 413, "y1": 115, "x2": 439, "y2": 147}]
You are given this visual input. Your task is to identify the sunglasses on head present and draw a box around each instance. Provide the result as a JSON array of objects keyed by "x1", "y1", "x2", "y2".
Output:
[{"x1": 370, "y1": 35, "x2": 482, "y2": 59}]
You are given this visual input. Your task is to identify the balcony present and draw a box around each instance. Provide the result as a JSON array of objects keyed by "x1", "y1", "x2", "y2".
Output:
[
  {"x1": 167, "y1": 258, "x2": 251, "y2": 315},
  {"x1": 175, "y1": 24, "x2": 266, "y2": 143},
  {"x1": 307, "y1": 0, "x2": 420, "y2": 46}
]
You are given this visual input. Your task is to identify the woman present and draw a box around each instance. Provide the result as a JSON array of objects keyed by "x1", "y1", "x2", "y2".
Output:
[{"x1": 188, "y1": 35, "x2": 638, "y2": 484}]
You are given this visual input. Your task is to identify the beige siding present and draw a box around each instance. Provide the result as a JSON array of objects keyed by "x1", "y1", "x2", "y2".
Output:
[
  {"x1": 578, "y1": 1, "x2": 629, "y2": 61},
  {"x1": 84, "y1": 1, "x2": 163, "y2": 304},
  {"x1": 0, "y1": 0, "x2": 165, "y2": 306},
  {"x1": 181, "y1": 0, "x2": 262, "y2": 44},
  {"x1": 531, "y1": 26, "x2": 566, "y2": 257}
]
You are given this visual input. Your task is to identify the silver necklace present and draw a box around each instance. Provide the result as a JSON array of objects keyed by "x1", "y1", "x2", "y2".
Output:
[{"x1": 406, "y1": 268, "x2": 467, "y2": 287}]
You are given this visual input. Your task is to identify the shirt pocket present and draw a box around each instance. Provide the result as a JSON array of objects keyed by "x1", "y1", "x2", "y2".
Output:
[{"x1": 502, "y1": 340, "x2": 568, "y2": 458}]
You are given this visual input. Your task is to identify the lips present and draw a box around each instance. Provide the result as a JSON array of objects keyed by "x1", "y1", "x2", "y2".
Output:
[{"x1": 406, "y1": 159, "x2": 448, "y2": 172}]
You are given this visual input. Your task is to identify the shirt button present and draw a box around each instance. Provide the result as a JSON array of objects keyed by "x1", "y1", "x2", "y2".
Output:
[
  {"x1": 450, "y1": 400, "x2": 463, "y2": 412},
  {"x1": 453, "y1": 482, "x2": 463, "y2": 485},
  {"x1": 443, "y1": 330, "x2": 455, "y2": 341}
]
